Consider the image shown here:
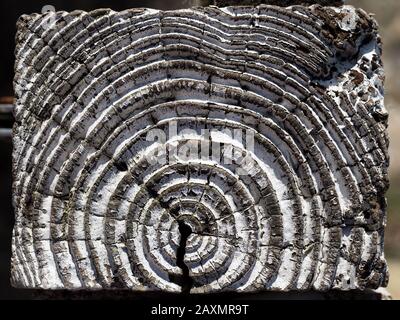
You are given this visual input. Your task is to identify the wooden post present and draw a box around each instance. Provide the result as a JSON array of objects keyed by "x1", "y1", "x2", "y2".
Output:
[{"x1": 11, "y1": 1, "x2": 390, "y2": 295}]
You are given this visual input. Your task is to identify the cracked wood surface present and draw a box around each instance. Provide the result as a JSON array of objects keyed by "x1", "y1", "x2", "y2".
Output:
[{"x1": 11, "y1": 3, "x2": 389, "y2": 293}]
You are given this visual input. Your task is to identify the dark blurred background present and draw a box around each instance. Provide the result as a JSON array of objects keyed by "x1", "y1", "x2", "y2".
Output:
[{"x1": 0, "y1": 0, "x2": 398, "y2": 299}]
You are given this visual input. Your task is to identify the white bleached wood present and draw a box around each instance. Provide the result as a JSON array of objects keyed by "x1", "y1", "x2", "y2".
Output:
[{"x1": 11, "y1": 3, "x2": 389, "y2": 293}]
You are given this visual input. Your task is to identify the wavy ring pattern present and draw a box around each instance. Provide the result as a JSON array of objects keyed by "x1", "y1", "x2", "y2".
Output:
[{"x1": 12, "y1": 5, "x2": 389, "y2": 292}]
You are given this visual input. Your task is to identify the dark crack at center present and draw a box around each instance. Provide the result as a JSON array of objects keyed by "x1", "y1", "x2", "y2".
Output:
[{"x1": 169, "y1": 221, "x2": 194, "y2": 294}]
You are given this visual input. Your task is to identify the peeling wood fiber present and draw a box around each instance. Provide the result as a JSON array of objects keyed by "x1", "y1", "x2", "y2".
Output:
[
  {"x1": 212, "y1": 1, "x2": 345, "y2": 7},
  {"x1": 12, "y1": 3, "x2": 389, "y2": 293}
]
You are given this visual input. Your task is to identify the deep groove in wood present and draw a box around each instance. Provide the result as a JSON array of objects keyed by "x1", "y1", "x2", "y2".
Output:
[{"x1": 11, "y1": 3, "x2": 389, "y2": 293}]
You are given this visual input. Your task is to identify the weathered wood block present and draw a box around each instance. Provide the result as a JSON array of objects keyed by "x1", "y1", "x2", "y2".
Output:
[{"x1": 12, "y1": 2, "x2": 389, "y2": 293}]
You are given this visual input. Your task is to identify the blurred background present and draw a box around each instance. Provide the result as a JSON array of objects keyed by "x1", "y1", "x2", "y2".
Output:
[{"x1": 0, "y1": 0, "x2": 398, "y2": 299}]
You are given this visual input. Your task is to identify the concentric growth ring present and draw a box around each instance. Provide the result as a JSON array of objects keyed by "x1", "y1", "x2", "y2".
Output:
[{"x1": 11, "y1": 5, "x2": 389, "y2": 292}]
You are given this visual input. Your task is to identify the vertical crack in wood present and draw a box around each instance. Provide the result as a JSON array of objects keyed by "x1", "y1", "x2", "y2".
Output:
[{"x1": 171, "y1": 221, "x2": 194, "y2": 293}]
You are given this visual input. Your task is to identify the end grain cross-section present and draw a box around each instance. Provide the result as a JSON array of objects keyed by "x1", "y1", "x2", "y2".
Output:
[{"x1": 11, "y1": 2, "x2": 390, "y2": 293}]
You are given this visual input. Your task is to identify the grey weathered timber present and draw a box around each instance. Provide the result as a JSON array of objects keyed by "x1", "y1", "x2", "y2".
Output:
[
  {"x1": 212, "y1": 1, "x2": 344, "y2": 6},
  {"x1": 12, "y1": 2, "x2": 389, "y2": 293}
]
